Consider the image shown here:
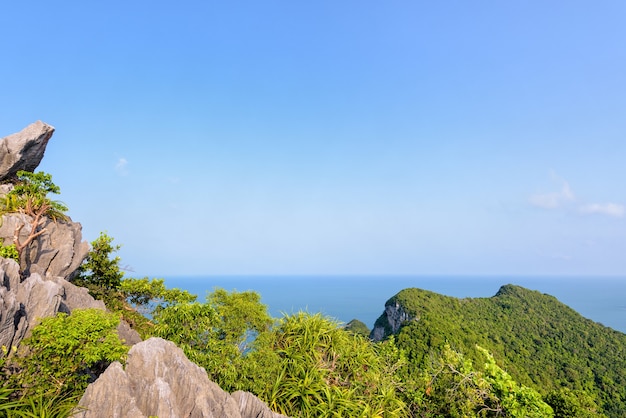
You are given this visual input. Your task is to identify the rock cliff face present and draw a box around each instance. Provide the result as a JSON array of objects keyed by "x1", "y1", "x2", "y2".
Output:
[
  {"x1": 77, "y1": 338, "x2": 287, "y2": 418},
  {"x1": 370, "y1": 299, "x2": 417, "y2": 341}
]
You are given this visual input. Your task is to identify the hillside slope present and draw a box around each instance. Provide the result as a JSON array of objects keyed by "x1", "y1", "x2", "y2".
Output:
[{"x1": 372, "y1": 284, "x2": 626, "y2": 416}]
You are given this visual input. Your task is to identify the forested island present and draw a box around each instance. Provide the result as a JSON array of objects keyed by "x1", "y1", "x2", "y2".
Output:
[{"x1": 1, "y1": 122, "x2": 623, "y2": 417}]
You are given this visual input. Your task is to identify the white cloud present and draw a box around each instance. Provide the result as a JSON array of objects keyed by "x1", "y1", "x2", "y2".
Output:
[
  {"x1": 529, "y1": 180, "x2": 574, "y2": 209},
  {"x1": 580, "y1": 203, "x2": 625, "y2": 218},
  {"x1": 115, "y1": 158, "x2": 129, "y2": 176}
]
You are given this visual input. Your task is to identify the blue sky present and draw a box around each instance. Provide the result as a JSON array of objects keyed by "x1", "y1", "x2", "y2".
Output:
[{"x1": 1, "y1": 1, "x2": 625, "y2": 277}]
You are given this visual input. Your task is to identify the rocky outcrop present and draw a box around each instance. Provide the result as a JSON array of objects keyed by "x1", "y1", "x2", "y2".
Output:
[
  {"x1": 76, "y1": 338, "x2": 287, "y2": 418},
  {"x1": 370, "y1": 299, "x2": 417, "y2": 341},
  {"x1": 0, "y1": 121, "x2": 54, "y2": 181},
  {"x1": 0, "y1": 257, "x2": 108, "y2": 349},
  {"x1": 0, "y1": 213, "x2": 90, "y2": 282},
  {"x1": 0, "y1": 121, "x2": 89, "y2": 281}
]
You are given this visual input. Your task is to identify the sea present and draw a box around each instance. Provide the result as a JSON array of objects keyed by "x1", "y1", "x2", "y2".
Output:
[{"x1": 162, "y1": 275, "x2": 626, "y2": 334}]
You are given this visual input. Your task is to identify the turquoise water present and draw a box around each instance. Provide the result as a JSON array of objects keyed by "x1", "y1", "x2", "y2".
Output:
[{"x1": 163, "y1": 276, "x2": 626, "y2": 334}]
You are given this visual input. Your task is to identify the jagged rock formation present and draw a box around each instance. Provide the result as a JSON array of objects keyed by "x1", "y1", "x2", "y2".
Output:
[
  {"x1": 0, "y1": 121, "x2": 89, "y2": 280},
  {"x1": 0, "y1": 257, "x2": 106, "y2": 349},
  {"x1": 76, "y1": 338, "x2": 287, "y2": 418},
  {"x1": 0, "y1": 122, "x2": 101, "y2": 347},
  {"x1": 370, "y1": 299, "x2": 417, "y2": 341},
  {"x1": 0, "y1": 121, "x2": 54, "y2": 181},
  {"x1": 0, "y1": 213, "x2": 90, "y2": 281}
]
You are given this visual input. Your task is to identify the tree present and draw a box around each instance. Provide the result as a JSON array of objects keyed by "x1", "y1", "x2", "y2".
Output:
[
  {"x1": 418, "y1": 344, "x2": 553, "y2": 417},
  {"x1": 545, "y1": 388, "x2": 606, "y2": 418},
  {"x1": 0, "y1": 171, "x2": 68, "y2": 262},
  {"x1": 78, "y1": 232, "x2": 124, "y2": 290},
  {"x1": 152, "y1": 288, "x2": 276, "y2": 392}
]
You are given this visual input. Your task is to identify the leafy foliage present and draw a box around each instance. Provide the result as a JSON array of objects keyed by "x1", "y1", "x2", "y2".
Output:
[
  {"x1": 382, "y1": 285, "x2": 626, "y2": 416},
  {"x1": 0, "y1": 171, "x2": 69, "y2": 262},
  {"x1": 415, "y1": 344, "x2": 552, "y2": 417},
  {"x1": 263, "y1": 312, "x2": 407, "y2": 417},
  {"x1": 545, "y1": 387, "x2": 606, "y2": 418},
  {"x1": 152, "y1": 288, "x2": 276, "y2": 391},
  {"x1": 7, "y1": 309, "x2": 128, "y2": 398},
  {"x1": 77, "y1": 232, "x2": 124, "y2": 290},
  {"x1": 120, "y1": 276, "x2": 197, "y2": 311},
  {"x1": 344, "y1": 318, "x2": 370, "y2": 337},
  {"x1": 0, "y1": 243, "x2": 19, "y2": 262},
  {"x1": 0, "y1": 171, "x2": 68, "y2": 220}
]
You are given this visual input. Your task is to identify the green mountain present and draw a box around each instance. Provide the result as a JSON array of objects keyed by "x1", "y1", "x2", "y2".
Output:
[{"x1": 371, "y1": 284, "x2": 626, "y2": 417}]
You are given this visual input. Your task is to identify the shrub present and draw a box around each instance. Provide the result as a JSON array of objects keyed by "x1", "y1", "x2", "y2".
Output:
[{"x1": 10, "y1": 309, "x2": 128, "y2": 397}]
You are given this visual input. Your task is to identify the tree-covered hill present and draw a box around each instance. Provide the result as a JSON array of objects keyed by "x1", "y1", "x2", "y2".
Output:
[{"x1": 373, "y1": 284, "x2": 626, "y2": 416}]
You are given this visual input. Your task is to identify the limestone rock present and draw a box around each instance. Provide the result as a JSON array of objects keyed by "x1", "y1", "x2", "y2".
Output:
[
  {"x1": 77, "y1": 338, "x2": 240, "y2": 418},
  {"x1": 233, "y1": 391, "x2": 290, "y2": 418},
  {"x1": 0, "y1": 121, "x2": 54, "y2": 181},
  {"x1": 0, "y1": 213, "x2": 89, "y2": 282},
  {"x1": 370, "y1": 299, "x2": 416, "y2": 341},
  {"x1": 77, "y1": 338, "x2": 286, "y2": 418},
  {"x1": 115, "y1": 318, "x2": 142, "y2": 346},
  {"x1": 0, "y1": 259, "x2": 64, "y2": 348},
  {"x1": 0, "y1": 257, "x2": 110, "y2": 349}
]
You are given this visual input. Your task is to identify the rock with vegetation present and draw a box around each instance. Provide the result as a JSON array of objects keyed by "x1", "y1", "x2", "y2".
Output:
[
  {"x1": 0, "y1": 256, "x2": 106, "y2": 349},
  {"x1": 370, "y1": 298, "x2": 416, "y2": 341},
  {"x1": 0, "y1": 123, "x2": 97, "y2": 349},
  {"x1": 0, "y1": 121, "x2": 54, "y2": 181},
  {"x1": 343, "y1": 318, "x2": 370, "y2": 337},
  {"x1": 0, "y1": 175, "x2": 89, "y2": 280},
  {"x1": 76, "y1": 337, "x2": 287, "y2": 418},
  {"x1": 373, "y1": 285, "x2": 620, "y2": 416}
]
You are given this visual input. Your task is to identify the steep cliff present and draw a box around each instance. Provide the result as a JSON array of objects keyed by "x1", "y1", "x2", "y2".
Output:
[{"x1": 370, "y1": 295, "x2": 418, "y2": 341}]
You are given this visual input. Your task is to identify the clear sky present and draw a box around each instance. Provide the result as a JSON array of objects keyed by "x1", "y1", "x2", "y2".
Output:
[{"x1": 1, "y1": 1, "x2": 625, "y2": 277}]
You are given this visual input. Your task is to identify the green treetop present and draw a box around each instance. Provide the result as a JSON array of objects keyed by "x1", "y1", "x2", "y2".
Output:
[{"x1": 78, "y1": 232, "x2": 124, "y2": 290}]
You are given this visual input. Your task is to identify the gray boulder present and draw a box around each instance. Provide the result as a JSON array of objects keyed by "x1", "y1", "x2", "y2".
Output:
[
  {"x1": 0, "y1": 258, "x2": 64, "y2": 348},
  {"x1": 0, "y1": 248, "x2": 140, "y2": 350},
  {"x1": 77, "y1": 338, "x2": 287, "y2": 418},
  {"x1": 0, "y1": 213, "x2": 90, "y2": 282},
  {"x1": 0, "y1": 121, "x2": 54, "y2": 181}
]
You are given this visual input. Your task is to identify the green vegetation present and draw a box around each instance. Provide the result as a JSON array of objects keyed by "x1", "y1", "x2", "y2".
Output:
[
  {"x1": 114, "y1": 276, "x2": 407, "y2": 417},
  {"x1": 0, "y1": 309, "x2": 126, "y2": 416},
  {"x1": 383, "y1": 285, "x2": 620, "y2": 416},
  {"x1": 0, "y1": 171, "x2": 68, "y2": 262},
  {"x1": 78, "y1": 232, "x2": 124, "y2": 290},
  {"x1": 2, "y1": 209, "x2": 623, "y2": 416},
  {"x1": 0, "y1": 243, "x2": 18, "y2": 262},
  {"x1": 411, "y1": 344, "x2": 553, "y2": 417},
  {"x1": 263, "y1": 312, "x2": 406, "y2": 417},
  {"x1": 344, "y1": 318, "x2": 370, "y2": 337}
]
